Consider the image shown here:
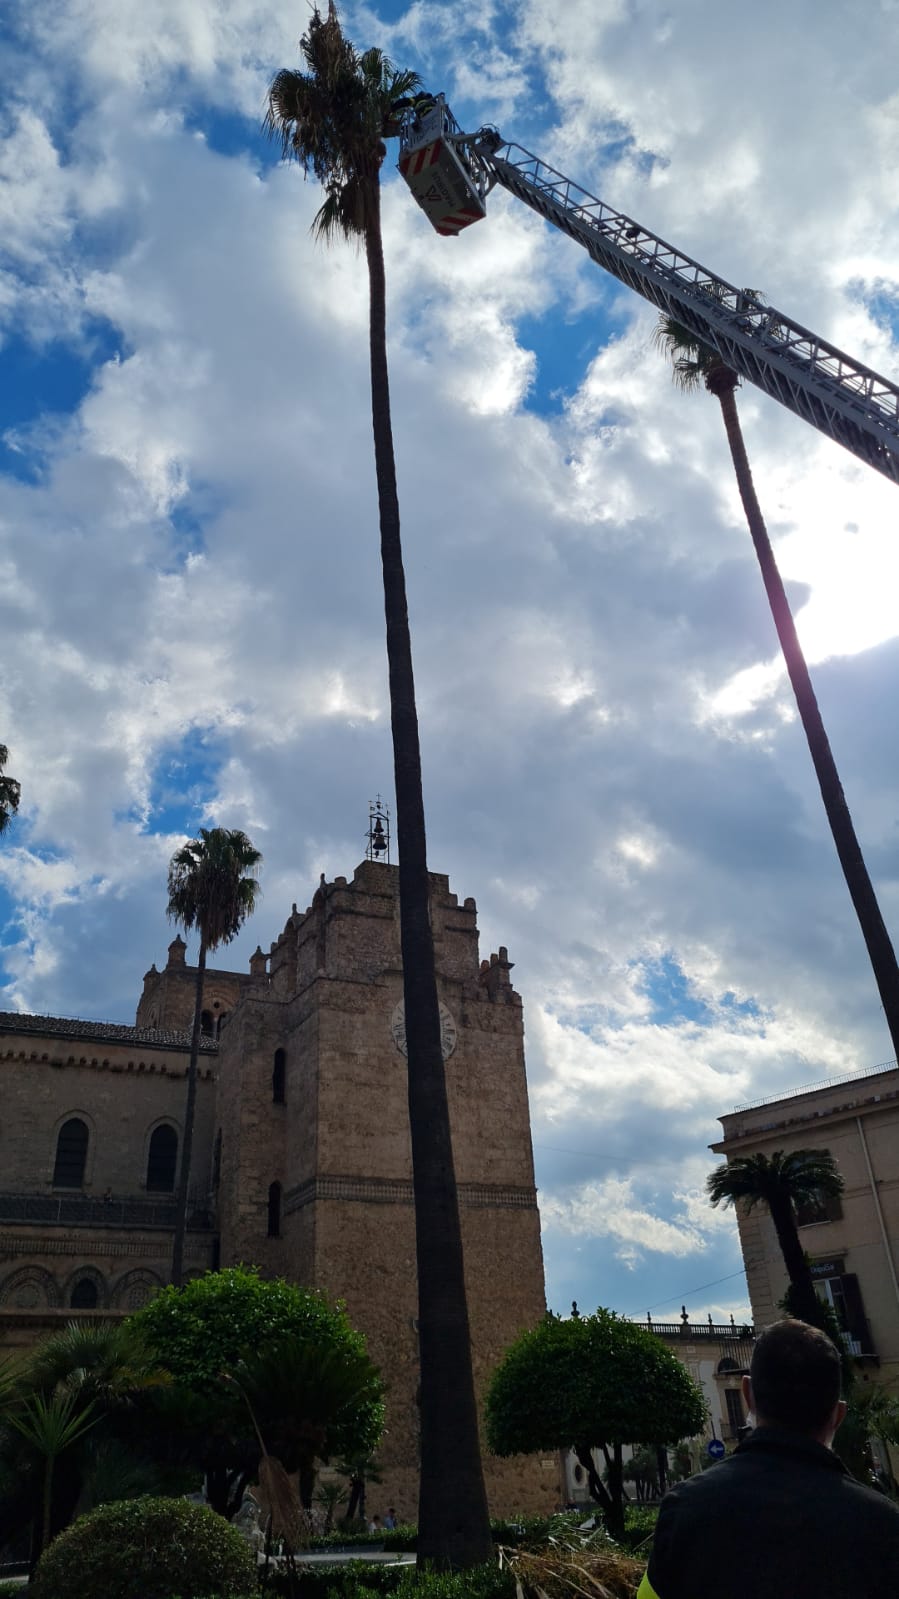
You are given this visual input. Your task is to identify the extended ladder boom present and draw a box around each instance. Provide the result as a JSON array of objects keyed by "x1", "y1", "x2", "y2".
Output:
[
  {"x1": 456, "y1": 132, "x2": 899, "y2": 486},
  {"x1": 463, "y1": 135, "x2": 895, "y2": 482},
  {"x1": 397, "y1": 100, "x2": 899, "y2": 484}
]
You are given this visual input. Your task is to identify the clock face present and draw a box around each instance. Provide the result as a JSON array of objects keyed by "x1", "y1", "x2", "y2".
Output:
[{"x1": 391, "y1": 1000, "x2": 457, "y2": 1061}]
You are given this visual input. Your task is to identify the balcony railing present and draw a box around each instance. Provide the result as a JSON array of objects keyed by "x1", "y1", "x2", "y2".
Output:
[{"x1": 0, "y1": 1191, "x2": 214, "y2": 1231}]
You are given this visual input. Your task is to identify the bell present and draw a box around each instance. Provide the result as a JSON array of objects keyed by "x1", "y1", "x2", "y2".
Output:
[{"x1": 372, "y1": 818, "x2": 387, "y2": 855}]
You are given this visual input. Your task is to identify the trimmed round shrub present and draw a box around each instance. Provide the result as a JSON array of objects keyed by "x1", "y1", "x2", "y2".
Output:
[{"x1": 32, "y1": 1494, "x2": 256, "y2": 1599}]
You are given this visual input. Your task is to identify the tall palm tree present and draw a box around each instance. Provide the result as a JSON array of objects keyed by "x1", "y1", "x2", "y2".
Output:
[
  {"x1": 655, "y1": 315, "x2": 899, "y2": 1063},
  {"x1": 166, "y1": 827, "x2": 261, "y2": 1286},
  {"x1": 0, "y1": 744, "x2": 21, "y2": 834},
  {"x1": 266, "y1": 7, "x2": 493, "y2": 1567},
  {"x1": 707, "y1": 1148, "x2": 844, "y2": 1323}
]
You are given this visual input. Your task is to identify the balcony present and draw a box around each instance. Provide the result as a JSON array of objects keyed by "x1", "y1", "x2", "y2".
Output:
[{"x1": 0, "y1": 1190, "x2": 215, "y2": 1231}]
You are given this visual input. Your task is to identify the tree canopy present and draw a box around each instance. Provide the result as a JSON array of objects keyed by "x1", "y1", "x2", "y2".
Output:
[
  {"x1": 486, "y1": 1308, "x2": 704, "y2": 1535},
  {"x1": 128, "y1": 1268, "x2": 384, "y2": 1517}
]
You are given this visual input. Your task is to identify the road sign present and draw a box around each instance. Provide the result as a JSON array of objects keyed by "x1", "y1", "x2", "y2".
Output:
[{"x1": 707, "y1": 1439, "x2": 726, "y2": 1460}]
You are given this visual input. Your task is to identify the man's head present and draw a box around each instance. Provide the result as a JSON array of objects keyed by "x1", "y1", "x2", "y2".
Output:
[{"x1": 742, "y1": 1318, "x2": 846, "y2": 1444}]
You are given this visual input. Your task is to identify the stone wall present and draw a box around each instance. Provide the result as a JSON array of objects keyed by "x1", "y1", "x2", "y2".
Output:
[{"x1": 0, "y1": 1017, "x2": 217, "y2": 1330}]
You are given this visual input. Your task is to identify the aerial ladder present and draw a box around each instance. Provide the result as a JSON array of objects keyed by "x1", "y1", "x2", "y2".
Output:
[{"x1": 397, "y1": 97, "x2": 899, "y2": 489}]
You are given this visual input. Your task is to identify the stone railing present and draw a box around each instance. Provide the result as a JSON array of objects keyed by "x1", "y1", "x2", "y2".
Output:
[{"x1": 0, "y1": 1191, "x2": 214, "y2": 1230}]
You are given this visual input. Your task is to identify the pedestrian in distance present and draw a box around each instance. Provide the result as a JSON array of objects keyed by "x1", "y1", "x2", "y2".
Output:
[
  {"x1": 383, "y1": 1507, "x2": 397, "y2": 1529},
  {"x1": 639, "y1": 1317, "x2": 899, "y2": 1599}
]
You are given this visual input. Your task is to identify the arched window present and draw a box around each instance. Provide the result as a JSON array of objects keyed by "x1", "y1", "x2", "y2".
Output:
[
  {"x1": 53, "y1": 1119, "x2": 89, "y2": 1189},
  {"x1": 201, "y1": 1010, "x2": 214, "y2": 1035},
  {"x1": 70, "y1": 1279, "x2": 99, "y2": 1310},
  {"x1": 267, "y1": 1181, "x2": 282, "y2": 1238},
  {"x1": 146, "y1": 1125, "x2": 178, "y2": 1192},
  {"x1": 272, "y1": 1049, "x2": 286, "y2": 1105}
]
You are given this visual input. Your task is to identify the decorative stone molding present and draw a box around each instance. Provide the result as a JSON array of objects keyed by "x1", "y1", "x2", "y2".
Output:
[
  {"x1": 284, "y1": 1174, "x2": 538, "y2": 1216},
  {"x1": 0, "y1": 1266, "x2": 61, "y2": 1309}
]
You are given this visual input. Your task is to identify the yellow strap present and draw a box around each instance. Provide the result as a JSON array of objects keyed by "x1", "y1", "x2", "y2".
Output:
[{"x1": 637, "y1": 1573, "x2": 661, "y2": 1599}]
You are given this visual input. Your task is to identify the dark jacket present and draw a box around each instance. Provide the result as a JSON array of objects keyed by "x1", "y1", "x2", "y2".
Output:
[{"x1": 639, "y1": 1426, "x2": 899, "y2": 1599}]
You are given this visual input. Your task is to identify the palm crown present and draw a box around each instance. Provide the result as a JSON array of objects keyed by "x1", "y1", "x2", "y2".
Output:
[
  {"x1": 265, "y1": 3, "x2": 421, "y2": 241},
  {"x1": 0, "y1": 744, "x2": 21, "y2": 835},
  {"x1": 707, "y1": 1148, "x2": 844, "y2": 1214},
  {"x1": 166, "y1": 827, "x2": 262, "y2": 953}
]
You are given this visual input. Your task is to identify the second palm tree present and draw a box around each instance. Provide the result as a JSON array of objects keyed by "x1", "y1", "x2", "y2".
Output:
[{"x1": 656, "y1": 316, "x2": 899, "y2": 1062}]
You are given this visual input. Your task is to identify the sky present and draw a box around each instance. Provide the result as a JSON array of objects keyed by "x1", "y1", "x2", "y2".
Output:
[{"x1": 2, "y1": 0, "x2": 899, "y2": 1330}]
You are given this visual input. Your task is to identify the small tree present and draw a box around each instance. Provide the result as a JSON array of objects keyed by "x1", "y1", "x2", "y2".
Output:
[
  {"x1": 486, "y1": 1308, "x2": 705, "y2": 1539},
  {"x1": 166, "y1": 827, "x2": 261, "y2": 1285},
  {"x1": 0, "y1": 1321, "x2": 171, "y2": 1560},
  {"x1": 128, "y1": 1268, "x2": 384, "y2": 1519}
]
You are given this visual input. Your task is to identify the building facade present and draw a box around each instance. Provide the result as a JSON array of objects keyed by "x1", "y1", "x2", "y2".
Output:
[
  {"x1": 712, "y1": 1062, "x2": 899, "y2": 1386},
  {"x1": 0, "y1": 859, "x2": 552, "y2": 1516}
]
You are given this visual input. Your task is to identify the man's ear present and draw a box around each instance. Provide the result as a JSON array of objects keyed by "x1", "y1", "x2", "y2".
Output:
[
  {"x1": 741, "y1": 1374, "x2": 753, "y2": 1412},
  {"x1": 832, "y1": 1399, "x2": 848, "y2": 1434}
]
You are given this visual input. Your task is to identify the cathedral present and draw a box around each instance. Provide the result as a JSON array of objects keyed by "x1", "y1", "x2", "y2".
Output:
[{"x1": 0, "y1": 854, "x2": 552, "y2": 1515}]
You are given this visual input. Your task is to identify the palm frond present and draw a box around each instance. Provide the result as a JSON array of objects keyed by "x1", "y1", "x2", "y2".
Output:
[
  {"x1": 166, "y1": 827, "x2": 262, "y2": 952},
  {"x1": 265, "y1": 2, "x2": 417, "y2": 245},
  {"x1": 707, "y1": 1148, "x2": 843, "y2": 1212},
  {"x1": 257, "y1": 1452, "x2": 308, "y2": 1548}
]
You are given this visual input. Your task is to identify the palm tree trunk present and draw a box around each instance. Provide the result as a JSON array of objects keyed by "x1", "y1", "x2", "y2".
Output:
[
  {"x1": 767, "y1": 1191, "x2": 819, "y2": 1323},
  {"x1": 171, "y1": 938, "x2": 206, "y2": 1287},
  {"x1": 711, "y1": 372, "x2": 899, "y2": 1063},
  {"x1": 364, "y1": 180, "x2": 492, "y2": 1569},
  {"x1": 41, "y1": 1454, "x2": 53, "y2": 1555}
]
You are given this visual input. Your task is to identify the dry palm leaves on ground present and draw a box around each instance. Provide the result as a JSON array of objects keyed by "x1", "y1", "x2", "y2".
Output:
[{"x1": 499, "y1": 1538, "x2": 644, "y2": 1599}]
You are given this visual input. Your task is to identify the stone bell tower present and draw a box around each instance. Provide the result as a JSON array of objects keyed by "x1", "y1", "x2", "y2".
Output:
[{"x1": 214, "y1": 833, "x2": 551, "y2": 1516}]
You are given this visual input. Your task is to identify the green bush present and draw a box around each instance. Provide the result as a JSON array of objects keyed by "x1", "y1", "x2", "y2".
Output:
[
  {"x1": 259, "y1": 1560, "x2": 513, "y2": 1599},
  {"x1": 31, "y1": 1495, "x2": 257, "y2": 1599},
  {"x1": 328, "y1": 1565, "x2": 514, "y2": 1599},
  {"x1": 622, "y1": 1504, "x2": 658, "y2": 1550}
]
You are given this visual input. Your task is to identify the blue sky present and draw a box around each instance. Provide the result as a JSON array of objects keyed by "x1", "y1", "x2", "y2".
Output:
[{"x1": 3, "y1": 0, "x2": 899, "y2": 1327}]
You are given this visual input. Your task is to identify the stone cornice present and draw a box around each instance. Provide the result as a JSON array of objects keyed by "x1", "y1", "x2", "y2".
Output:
[{"x1": 284, "y1": 1174, "x2": 537, "y2": 1215}]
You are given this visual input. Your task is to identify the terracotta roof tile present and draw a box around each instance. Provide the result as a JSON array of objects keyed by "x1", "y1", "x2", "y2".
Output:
[{"x1": 0, "y1": 1012, "x2": 218, "y2": 1052}]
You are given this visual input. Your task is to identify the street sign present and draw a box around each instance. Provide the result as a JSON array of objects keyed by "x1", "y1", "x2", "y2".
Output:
[{"x1": 707, "y1": 1439, "x2": 726, "y2": 1460}]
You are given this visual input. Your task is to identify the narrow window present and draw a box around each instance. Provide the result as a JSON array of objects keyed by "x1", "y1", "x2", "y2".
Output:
[
  {"x1": 212, "y1": 1129, "x2": 222, "y2": 1190},
  {"x1": 201, "y1": 1010, "x2": 214, "y2": 1035},
  {"x1": 272, "y1": 1049, "x2": 286, "y2": 1105},
  {"x1": 267, "y1": 1181, "x2": 282, "y2": 1238},
  {"x1": 70, "y1": 1279, "x2": 99, "y2": 1310},
  {"x1": 724, "y1": 1388, "x2": 744, "y2": 1435},
  {"x1": 146, "y1": 1125, "x2": 178, "y2": 1192},
  {"x1": 53, "y1": 1119, "x2": 89, "y2": 1188}
]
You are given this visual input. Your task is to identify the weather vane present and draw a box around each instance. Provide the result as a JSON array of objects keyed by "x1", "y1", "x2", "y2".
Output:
[{"x1": 366, "y1": 795, "x2": 391, "y2": 864}]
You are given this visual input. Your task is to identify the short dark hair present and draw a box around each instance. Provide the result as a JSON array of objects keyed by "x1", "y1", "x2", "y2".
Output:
[{"x1": 750, "y1": 1319, "x2": 842, "y2": 1432}]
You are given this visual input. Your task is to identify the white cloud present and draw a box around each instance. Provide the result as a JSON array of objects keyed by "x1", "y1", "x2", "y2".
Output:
[
  {"x1": 3, "y1": 0, "x2": 899, "y2": 1321},
  {"x1": 542, "y1": 1175, "x2": 707, "y2": 1260}
]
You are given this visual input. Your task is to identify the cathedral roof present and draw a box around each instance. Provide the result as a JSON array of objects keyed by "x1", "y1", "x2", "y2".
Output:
[{"x1": 0, "y1": 1012, "x2": 218, "y2": 1052}]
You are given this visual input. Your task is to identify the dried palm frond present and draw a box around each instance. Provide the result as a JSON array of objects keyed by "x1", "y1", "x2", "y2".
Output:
[
  {"x1": 499, "y1": 1542, "x2": 644, "y2": 1599},
  {"x1": 256, "y1": 1453, "x2": 309, "y2": 1549}
]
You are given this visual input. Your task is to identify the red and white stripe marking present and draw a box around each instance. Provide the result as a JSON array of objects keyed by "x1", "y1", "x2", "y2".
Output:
[{"x1": 399, "y1": 140, "x2": 442, "y2": 177}]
